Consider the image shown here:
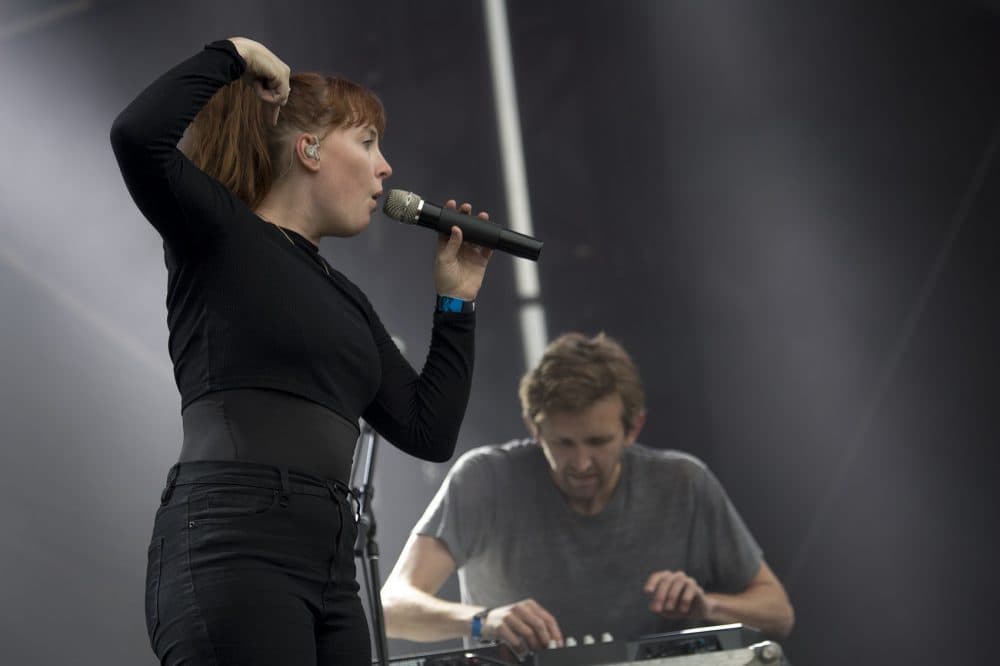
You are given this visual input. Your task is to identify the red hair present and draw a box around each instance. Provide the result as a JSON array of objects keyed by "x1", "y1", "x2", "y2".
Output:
[{"x1": 183, "y1": 73, "x2": 386, "y2": 209}]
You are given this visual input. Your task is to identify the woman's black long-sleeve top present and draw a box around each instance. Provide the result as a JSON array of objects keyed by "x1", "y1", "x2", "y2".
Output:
[{"x1": 110, "y1": 41, "x2": 473, "y2": 471}]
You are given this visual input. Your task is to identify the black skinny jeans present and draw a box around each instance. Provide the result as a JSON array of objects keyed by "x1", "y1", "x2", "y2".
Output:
[{"x1": 145, "y1": 461, "x2": 371, "y2": 665}]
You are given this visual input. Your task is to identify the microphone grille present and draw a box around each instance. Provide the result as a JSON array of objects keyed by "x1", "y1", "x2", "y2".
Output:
[{"x1": 383, "y1": 189, "x2": 422, "y2": 224}]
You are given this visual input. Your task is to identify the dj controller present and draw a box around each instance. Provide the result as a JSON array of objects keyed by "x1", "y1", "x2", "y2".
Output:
[{"x1": 389, "y1": 624, "x2": 786, "y2": 666}]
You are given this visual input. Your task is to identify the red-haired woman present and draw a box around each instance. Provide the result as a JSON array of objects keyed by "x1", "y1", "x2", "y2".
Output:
[{"x1": 111, "y1": 37, "x2": 492, "y2": 665}]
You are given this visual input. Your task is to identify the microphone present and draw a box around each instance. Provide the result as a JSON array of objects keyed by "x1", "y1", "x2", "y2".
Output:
[{"x1": 382, "y1": 189, "x2": 543, "y2": 261}]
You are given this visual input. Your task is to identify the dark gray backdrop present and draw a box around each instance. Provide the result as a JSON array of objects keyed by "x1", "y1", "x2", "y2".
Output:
[{"x1": 1, "y1": 1, "x2": 997, "y2": 665}]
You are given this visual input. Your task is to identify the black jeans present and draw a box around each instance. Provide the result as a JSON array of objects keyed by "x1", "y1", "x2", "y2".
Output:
[{"x1": 145, "y1": 461, "x2": 371, "y2": 665}]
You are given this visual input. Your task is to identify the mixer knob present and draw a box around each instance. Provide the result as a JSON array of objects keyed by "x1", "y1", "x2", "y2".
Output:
[
  {"x1": 582, "y1": 635, "x2": 595, "y2": 645},
  {"x1": 601, "y1": 632, "x2": 614, "y2": 643},
  {"x1": 565, "y1": 637, "x2": 577, "y2": 647},
  {"x1": 547, "y1": 640, "x2": 558, "y2": 650}
]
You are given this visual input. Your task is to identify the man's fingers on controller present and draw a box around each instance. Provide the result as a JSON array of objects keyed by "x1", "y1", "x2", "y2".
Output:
[
  {"x1": 666, "y1": 579, "x2": 688, "y2": 611},
  {"x1": 519, "y1": 605, "x2": 556, "y2": 647},
  {"x1": 494, "y1": 626, "x2": 514, "y2": 648},
  {"x1": 513, "y1": 609, "x2": 545, "y2": 647},
  {"x1": 680, "y1": 585, "x2": 698, "y2": 611},
  {"x1": 503, "y1": 634, "x2": 525, "y2": 653},
  {"x1": 543, "y1": 611, "x2": 563, "y2": 642},
  {"x1": 499, "y1": 625, "x2": 528, "y2": 653},
  {"x1": 651, "y1": 592, "x2": 665, "y2": 613},
  {"x1": 661, "y1": 581, "x2": 678, "y2": 611},
  {"x1": 654, "y1": 581, "x2": 674, "y2": 611},
  {"x1": 524, "y1": 616, "x2": 551, "y2": 646},
  {"x1": 652, "y1": 578, "x2": 670, "y2": 603}
]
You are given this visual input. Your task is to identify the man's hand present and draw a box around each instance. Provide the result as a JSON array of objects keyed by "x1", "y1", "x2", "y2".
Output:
[
  {"x1": 482, "y1": 598, "x2": 564, "y2": 655},
  {"x1": 644, "y1": 570, "x2": 713, "y2": 620}
]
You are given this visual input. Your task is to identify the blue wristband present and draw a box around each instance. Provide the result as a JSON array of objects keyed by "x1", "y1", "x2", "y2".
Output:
[
  {"x1": 471, "y1": 607, "x2": 493, "y2": 641},
  {"x1": 436, "y1": 295, "x2": 475, "y2": 313}
]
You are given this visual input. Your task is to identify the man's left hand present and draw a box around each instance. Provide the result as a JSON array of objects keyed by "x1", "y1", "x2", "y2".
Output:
[{"x1": 643, "y1": 570, "x2": 714, "y2": 620}]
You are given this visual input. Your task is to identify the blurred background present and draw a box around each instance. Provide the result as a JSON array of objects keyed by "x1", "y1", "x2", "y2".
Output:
[{"x1": 2, "y1": 1, "x2": 999, "y2": 664}]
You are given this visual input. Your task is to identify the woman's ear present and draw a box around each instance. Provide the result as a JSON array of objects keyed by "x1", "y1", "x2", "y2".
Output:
[{"x1": 294, "y1": 134, "x2": 322, "y2": 171}]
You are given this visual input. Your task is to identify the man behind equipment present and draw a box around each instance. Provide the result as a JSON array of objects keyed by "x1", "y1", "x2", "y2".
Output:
[{"x1": 382, "y1": 333, "x2": 794, "y2": 654}]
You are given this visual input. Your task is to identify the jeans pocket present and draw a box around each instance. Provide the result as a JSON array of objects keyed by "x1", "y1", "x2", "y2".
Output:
[
  {"x1": 187, "y1": 484, "x2": 280, "y2": 524},
  {"x1": 145, "y1": 537, "x2": 163, "y2": 641}
]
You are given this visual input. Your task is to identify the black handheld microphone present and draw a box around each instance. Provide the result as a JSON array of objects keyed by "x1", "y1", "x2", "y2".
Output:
[{"x1": 382, "y1": 189, "x2": 543, "y2": 261}]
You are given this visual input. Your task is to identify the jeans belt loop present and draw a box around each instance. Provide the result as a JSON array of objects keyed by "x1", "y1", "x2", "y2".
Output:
[
  {"x1": 160, "y1": 465, "x2": 180, "y2": 505},
  {"x1": 279, "y1": 466, "x2": 291, "y2": 508},
  {"x1": 342, "y1": 481, "x2": 361, "y2": 524}
]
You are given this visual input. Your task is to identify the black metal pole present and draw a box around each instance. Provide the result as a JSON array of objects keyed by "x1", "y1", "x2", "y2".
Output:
[{"x1": 353, "y1": 421, "x2": 390, "y2": 666}]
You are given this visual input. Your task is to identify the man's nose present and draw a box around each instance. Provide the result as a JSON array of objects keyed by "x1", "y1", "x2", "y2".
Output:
[{"x1": 569, "y1": 450, "x2": 593, "y2": 472}]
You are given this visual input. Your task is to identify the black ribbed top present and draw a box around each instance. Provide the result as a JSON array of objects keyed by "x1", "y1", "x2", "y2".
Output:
[{"x1": 110, "y1": 40, "x2": 474, "y2": 463}]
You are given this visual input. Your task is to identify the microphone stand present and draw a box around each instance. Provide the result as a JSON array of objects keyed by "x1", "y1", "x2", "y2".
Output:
[{"x1": 353, "y1": 420, "x2": 390, "y2": 666}]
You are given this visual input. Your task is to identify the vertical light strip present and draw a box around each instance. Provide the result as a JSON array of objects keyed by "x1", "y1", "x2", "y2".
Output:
[
  {"x1": 483, "y1": 0, "x2": 548, "y2": 369},
  {"x1": 517, "y1": 303, "x2": 548, "y2": 375}
]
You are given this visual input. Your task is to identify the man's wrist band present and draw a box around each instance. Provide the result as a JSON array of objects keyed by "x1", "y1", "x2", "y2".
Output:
[
  {"x1": 436, "y1": 294, "x2": 475, "y2": 313},
  {"x1": 471, "y1": 607, "x2": 494, "y2": 641}
]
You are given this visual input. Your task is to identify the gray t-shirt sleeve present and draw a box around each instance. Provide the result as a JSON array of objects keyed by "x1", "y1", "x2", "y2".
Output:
[
  {"x1": 412, "y1": 448, "x2": 496, "y2": 568},
  {"x1": 688, "y1": 464, "x2": 764, "y2": 593}
]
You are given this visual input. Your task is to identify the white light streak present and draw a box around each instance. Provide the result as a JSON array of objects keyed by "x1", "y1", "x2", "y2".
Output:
[
  {"x1": 0, "y1": 241, "x2": 173, "y2": 383},
  {"x1": 0, "y1": 1, "x2": 94, "y2": 42},
  {"x1": 483, "y1": 0, "x2": 547, "y2": 369}
]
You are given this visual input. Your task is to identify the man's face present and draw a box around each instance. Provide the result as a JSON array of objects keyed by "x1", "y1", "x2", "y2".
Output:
[{"x1": 532, "y1": 394, "x2": 643, "y2": 515}]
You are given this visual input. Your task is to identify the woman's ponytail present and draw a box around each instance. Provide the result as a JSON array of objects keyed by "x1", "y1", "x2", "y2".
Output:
[{"x1": 183, "y1": 79, "x2": 274, "y2": 209}]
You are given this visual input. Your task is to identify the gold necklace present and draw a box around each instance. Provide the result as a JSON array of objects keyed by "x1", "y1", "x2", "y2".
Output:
[{"x1": 270, "y1": 222, "x2": 331, "y2": 277}]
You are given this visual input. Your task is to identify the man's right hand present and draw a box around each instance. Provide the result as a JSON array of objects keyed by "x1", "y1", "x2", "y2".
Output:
[{"x1": 482, "y1": 599, "x2": 564, "y2": 654}]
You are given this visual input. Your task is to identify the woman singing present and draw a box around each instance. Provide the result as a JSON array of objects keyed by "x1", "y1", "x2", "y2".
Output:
[{"x1": 110, "y1": 36, "x2": 492, "y2": 665}]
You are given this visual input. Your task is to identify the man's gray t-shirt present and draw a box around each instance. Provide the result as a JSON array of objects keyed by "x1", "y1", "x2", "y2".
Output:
[{"x1": 414, "y1": 440, "x2": 763, "y2": 642}]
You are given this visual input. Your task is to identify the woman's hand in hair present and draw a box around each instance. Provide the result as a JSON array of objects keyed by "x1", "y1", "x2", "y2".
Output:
[
  {"x1": 228, "y1": 37, "x2": 291, "y2": 124},
  {"x1": 433, "y1": 200, "x2": 494, "y2": 302}
]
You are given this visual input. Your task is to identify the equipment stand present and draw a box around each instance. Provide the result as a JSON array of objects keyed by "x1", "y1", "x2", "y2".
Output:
[{"x1": 353, "y1": 421, "x2": 390, "y2": 666}]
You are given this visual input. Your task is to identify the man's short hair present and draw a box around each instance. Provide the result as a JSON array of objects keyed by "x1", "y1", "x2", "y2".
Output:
[{"x1": 519, "y1": 332, "x2": 645, "y2": 431}]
